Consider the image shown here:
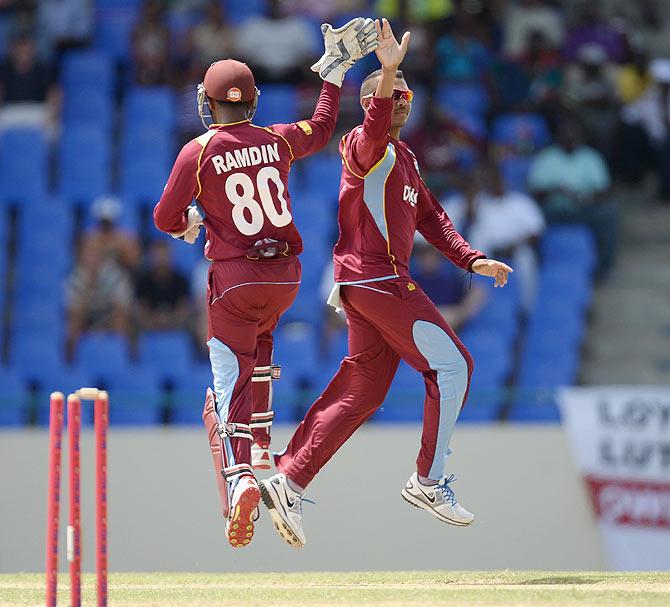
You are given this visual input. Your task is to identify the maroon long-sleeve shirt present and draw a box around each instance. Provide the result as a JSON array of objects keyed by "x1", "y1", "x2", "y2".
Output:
[
  {"x1": 154, "y1": 81, "x2": 341, "y2": 261},
  {"x1": 333, "y1": 96, "x2": 485, "y2": 283}
]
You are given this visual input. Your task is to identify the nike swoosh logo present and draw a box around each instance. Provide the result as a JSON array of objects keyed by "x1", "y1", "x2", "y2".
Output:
[
  {"x1": 272, "y1": 478, "x2": 295, "y2": 508},
  {"x1": 413, "y1": 481, "x2": 436, "y2": 504}
]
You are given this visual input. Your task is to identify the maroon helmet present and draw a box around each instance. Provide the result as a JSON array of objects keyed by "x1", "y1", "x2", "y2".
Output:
[{"x1": 197, "y1": 59, "x2": 260, "y2": 127}]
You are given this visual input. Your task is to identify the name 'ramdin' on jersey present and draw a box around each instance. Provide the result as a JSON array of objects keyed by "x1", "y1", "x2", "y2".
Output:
[{"x1": 211, "y1": 142, "x2": 281, "y2": 175}]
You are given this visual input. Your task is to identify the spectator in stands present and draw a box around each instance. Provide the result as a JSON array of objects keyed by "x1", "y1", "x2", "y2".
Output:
[
  {"x1": 135, "y1": 240, "x2": 191, "y2": 332},
  {"x1": 131, "y1": 0, "x2": 171, "y2": 86},
  {"x1": 234, "y1": 0, "x2": 317, "y2": 84},
  {"x1": 406, "y1": 96, "x2": 485, "y2": 195},
  {"x1": 503, "y1": 0, "x2": 565, "y2": 59},
  {"x1": 285, "y1": 0, "x2": 368, "y2": 22},
  {"x1": 443, "y1": 160, "x2": 545, "y2": 313},
  {"x1": 184, "y1": 0, "x2": 234, "y2": 68},
  {"x1": 81, "y1": 196, "x2": 141, "y2": 274},
  {"x1": 0, "y1": 30, "x2": 59, "y2": 133},
  {"x1": 528, "y1": 118, "x2": 618, "y2": 277},
  {"x1": 65, "y1": 241, "x2": 133, "y2": 359},
  {"x1": 563, "y1": 0, "x2": 626, "y2": 64},
  {"x1": 562, "y1": 43, "x2": 619, "y2": 154},
  {"x1": 36, "y1": 0, "x2": 91, "y2": 59},
  {"x1": 411, "y1": 240, "x2": 486, "y2": 332},
  {"x1": 434, "y1": 15, "x2": 491, "y2": 83},
  {"x1": 615, "y1": 38, "x2": 651, "y2": 105},
  {"x1": 619, "y1": 59, "x2": 670, "y2": 203}
]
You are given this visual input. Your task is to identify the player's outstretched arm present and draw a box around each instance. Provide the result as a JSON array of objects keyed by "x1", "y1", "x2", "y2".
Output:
[
  {"x1": 270, "y1": 18, "x2": 379, "y2": 161},
  {"x1": 341, "y1": 19, "x2": 410, "y2": 176}
]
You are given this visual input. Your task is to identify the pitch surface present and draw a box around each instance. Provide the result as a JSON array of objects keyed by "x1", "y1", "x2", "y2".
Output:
[{"x1": 1, "y1": 571, "x2": 669, "y2": 606}]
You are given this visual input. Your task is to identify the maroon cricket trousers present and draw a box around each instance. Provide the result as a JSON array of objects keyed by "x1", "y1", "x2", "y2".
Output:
[
  {"x1": 276, "y1": 276, "x2": 474, "y2": 487},
  {"x1": 207, "y1": 255, "x2": 301, "y2": 467}
]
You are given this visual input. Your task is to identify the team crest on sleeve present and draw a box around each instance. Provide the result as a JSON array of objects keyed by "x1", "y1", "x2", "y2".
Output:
[{"x1": 297, "y1": 121, "x2": 313, "y2": 135}]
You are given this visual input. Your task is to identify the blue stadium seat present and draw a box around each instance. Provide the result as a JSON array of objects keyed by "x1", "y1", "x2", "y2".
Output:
[
  {"x1": 169, "y1": 364, "x2": 213, "y2": 424},
  {"x1": 95, "y1": 6, "x2": 138, "y2": 61},
  {"x1": 75, "y1": 332, "x2": 131, "y2": 379},
  {"x1": 124, "y1": 87, "x2": 176, "y2": 129},
  {"x1": 436, "y1": 83, "x2": 490, "y2": 117},
  {"x1": 61, "y1": 50, "x2": 115, "y2": 94},
  {"x1": 121, "y1": 123, "x2": 174, "y2": 164},
  {"x1": 302, "y1": 153, "x2": 343, "y2": 201},
  {"x1": 0, "y1": 369, "x2": 27, "y2": 426},
  {"x1": 11, "y1": 334, "x2": 65, "y2": 379},
  {"x1": 253, "y1": 85, "x2": 299, "y2": 127},
  {"x1": 59, "y1": 125, "x2": 112, "y2": 201},
  {"x1": 491, "y1": 113, "x2": 551, "y2": 156},
  {"x1": 507, "y1": 395, "x2": 562, "y2": 422},
  {"x1": 541, "y1": 226, "x2": 597, "y2": 274},
  {"x1": 107, "y1": 370, "x2": 164, "y2": 425},
  {"x1": 62, "y1": 88, "x2": 114, "y2": 132},
  {"x1": 120, "y1": 157, "x2": 170, "y2": 203},
  {"x1": 500, "y1": 156, "x2": 531, "y2": 191},
  {"x1": 137, "y1": 330, "x2": 194, "y2": 378},
  {"x1": 224, "y1": 0, "x2": 268, "y2": 25},
  {"x1": 273, "y1": 323, "x2": 319, "y2": 381},
  {"x1": 0, "y1": 128, "x2": 48, "y2": 204}
]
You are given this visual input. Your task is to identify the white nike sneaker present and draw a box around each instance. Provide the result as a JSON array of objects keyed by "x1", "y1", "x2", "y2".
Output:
[
  {"x1": 226, "y1": 475, "x2": 261, "y2": 548},
  {"x1": 401, "y1": 472, "x2": 474, "y2": 526},
  {"x1": 259, "y1": 473, "x2": 306, "y2": 548},
  {"x1": 251, "y1": 442, "x2": 272, "y2": 470}
]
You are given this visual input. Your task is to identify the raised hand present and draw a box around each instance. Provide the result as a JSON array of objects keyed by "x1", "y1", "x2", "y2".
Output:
[
  {"x1": 374, "y1": 18, "x2": 410, "y2": 70},
  {"x1": 471, "y1": 258, "x2": 513, "y2": 288}
]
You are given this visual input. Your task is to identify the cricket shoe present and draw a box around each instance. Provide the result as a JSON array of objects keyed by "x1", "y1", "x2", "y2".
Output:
[
  {"x1": 259, "y1": 473, "x2": 306, "y2": 548},
  {"x1": 226, "y1": 475, "x2": 261, "y2": 548},
  {"x1": 401, "y1": 472, "x2": 474, "y2": 526},
  {"x1": 251, "y1": 442, "x2": 272, "y2": 470}
]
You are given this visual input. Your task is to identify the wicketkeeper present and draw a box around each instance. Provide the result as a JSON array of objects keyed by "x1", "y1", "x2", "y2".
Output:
[{"x1": 153, "y1": 19, "x2": 378, "y2": 547}]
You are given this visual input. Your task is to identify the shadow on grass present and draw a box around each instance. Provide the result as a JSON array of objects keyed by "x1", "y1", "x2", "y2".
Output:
[{"x1": 520, "y1": 576, "x2": 604, "y2": 586}]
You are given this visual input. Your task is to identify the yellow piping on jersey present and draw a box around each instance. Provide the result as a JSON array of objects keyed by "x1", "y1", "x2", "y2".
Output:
[
  {"x1": 249, "y1": 123, "x2": 295, "y2": 166},
  {"x1": 209, "y1": 119, "x2": 250, "y2": 127},
  {"x1": 340, "y1": 134, "x2": 365, "y2": 179},
  {"x1": 379, "y1": 146, "x2": 399, "y2": 276},
  {"x1": 194, "y1": 129, "x2": 218, "y2": 200},
  {"x1": 340, "y1": 132, "x2": 392, "y2": 180}
]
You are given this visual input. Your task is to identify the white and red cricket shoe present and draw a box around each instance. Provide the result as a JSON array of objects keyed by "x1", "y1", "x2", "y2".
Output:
[{"x1": 226, "y1": 475, "x2": 261, "y2": 548}]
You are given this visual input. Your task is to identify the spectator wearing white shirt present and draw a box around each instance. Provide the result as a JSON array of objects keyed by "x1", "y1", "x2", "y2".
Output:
[
  {"x1": 234, "y1": 0, "x2": 318, "y2": 84},
  {"x1": 444, "y1": 160, "x2": 545, "y2": 313},
  {"x1": 528, "y1": 118, "x2": 618, "y2": 276}
]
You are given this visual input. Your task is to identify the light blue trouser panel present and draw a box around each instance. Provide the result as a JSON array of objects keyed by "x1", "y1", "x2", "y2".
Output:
[
  {"x1": 208, "y1": 337, "x2": 240, "y2": 467},
  {"x1": 412, "y1": 320, "x2": 469, "y2": 479}
]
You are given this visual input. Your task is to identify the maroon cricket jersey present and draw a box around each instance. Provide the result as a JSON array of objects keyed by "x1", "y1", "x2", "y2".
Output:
[
  {"x1": 334, "y1": 97, "x2": 484, "y2": 283},
  {"x1": 154, "y1": 82, "x2": 341, "y2": 261}
]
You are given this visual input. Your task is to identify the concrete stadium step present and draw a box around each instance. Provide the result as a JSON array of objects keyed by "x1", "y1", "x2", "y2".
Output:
[{"x1": 582, "y1": 201, "x2": 670, "y2": 386}]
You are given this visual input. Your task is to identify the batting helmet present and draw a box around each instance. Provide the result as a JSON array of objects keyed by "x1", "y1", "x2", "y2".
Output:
[{"x1": 197, "y1": 59, "x2": 260, "y2": 127}]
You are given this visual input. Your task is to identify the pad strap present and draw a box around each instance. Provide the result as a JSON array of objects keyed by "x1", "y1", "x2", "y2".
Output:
[
  {"x1": 250, "y1": 411, "x2": 274, "y2": 429},
  {"x1": 222, "y1": 463, "x2": 254, "y2": 482},
  {"x1": 218, "y1": 421, "x2": 252, "y2": 441},
  {"x1": 252, "y1": 365, "x2": 281, "y2": 382}
]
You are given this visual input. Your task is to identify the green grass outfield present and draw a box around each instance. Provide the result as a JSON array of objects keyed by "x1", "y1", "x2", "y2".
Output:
[{"x1": 1, "y1": 571, "x2": 669, "y2": 606}]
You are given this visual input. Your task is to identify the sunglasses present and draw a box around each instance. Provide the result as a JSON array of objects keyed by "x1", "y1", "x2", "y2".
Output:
[{"x1": 362, "y1": 88, "x2": 414, "y2": 102}]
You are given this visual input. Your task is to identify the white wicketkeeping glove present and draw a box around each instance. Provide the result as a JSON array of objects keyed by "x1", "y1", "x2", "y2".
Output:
[
  {"x1": 171, "y1": 205, "x2": 203, "y2": 245},
  {"x1": 311, "y1": 17, "x2": 379, "y2": 87}
]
